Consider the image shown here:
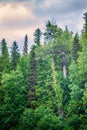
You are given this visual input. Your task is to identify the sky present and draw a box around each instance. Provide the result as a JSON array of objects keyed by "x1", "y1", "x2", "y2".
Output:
[{"x1": 0, "y1": 0, "x2": 87, "y2": 52}]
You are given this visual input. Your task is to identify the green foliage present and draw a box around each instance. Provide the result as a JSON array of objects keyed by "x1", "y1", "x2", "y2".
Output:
[
  {"x1": 0, "y1": 70, "x2": 27, "y2": 130},
  {"x1": 73, "y1": 33, "x2": 80, "y2": 62},
  {"x1": 0, "y1": 55, "x2": 2, "y2": 85},
  {"x1": 20, "y1": 108, "x2": 35, "y2": 130},
  {"x1": 27, "y1": 45, "x2": 37, "y2": 107},
  {"x1": 1, "y1": 39, "x2": 10, "y2": 73},
  {"x1": 35, "y1": 57, "x2": 54, "y2": 108},
  {"x1": 77, "y1": 44, "x2": 87, "y2": 87},
  {"x1": 20, "y1": 106, "x2": 64, "y2": 130},
  {"x1": 11, "y1": 41, "x2": 20, "y2": 70},
  {"x1": 37, "y1": 113, "x2": 63, "y2": 130},
  {"x1": 44, "y1": 19, "x2": 57, "y2": 42},
  {"x1": 65, "y1": 114, "x2": 80, "y2": 130},
  {"x1": 0, "y1": 12, "x2": 87, "y2": 130},
  {"x1": 18, "y1": 55, "x2": 29, "y2": 85},
  {"x1": 23, "y1": 34, "x2": 28, "y2": 55},
  {"x1": 0, "y1": 39, "x2": 10, "y2": 105},
  {"x1": 83, "y1": 12, "x2": 87, "y2": 38},
  {"x1": 34, "y1": 28, "x2": 42, "y2": 46}
]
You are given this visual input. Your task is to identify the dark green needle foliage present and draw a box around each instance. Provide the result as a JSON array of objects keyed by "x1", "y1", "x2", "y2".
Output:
[
  {"x1": 34, "y1": 28, "x2": 42, "y2": 46},
  {"x1": 1, "y1": 39, "x2": 10, "y2": 73},
  {"x1": 44, "y1": 19, "x2": 57, "y2": 42},
  {"x1": 73, "y1": 33, "x2": 80, "y2": 62},
  {"x1": 27, "y1": 45, "x2": 37, "y2": 108},
  {"x1": 11, "y1": 41, "x2": 20, "y2": 70},
  {"x1": 23, "y1": 34, "x2": 28, "y2": 55}
]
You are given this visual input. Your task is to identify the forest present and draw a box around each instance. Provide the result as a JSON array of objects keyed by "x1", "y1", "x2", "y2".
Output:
[{"x1": 0, "y1": 12, "x2": 87, "y2": 130}]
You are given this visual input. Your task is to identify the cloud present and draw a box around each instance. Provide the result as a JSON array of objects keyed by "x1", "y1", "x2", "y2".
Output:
[
  {"x1": 0, "y1": 3, "x2": 35, "y2": 28},
  {"x1": 0, "y1": 1, "x2": 45, "y2": 52},
  {"x1": 32, "y1": 0, "x2": 87, "y2": 18},
  {"x1": 0, "y1": 0, "x2": 30, "y2": 3},
  {"x1": 0, "y1": 0, "x2": 87, "y2": 52},
  {"x1": 32, "y1": 0, "x2": 87, "y2": 33}
]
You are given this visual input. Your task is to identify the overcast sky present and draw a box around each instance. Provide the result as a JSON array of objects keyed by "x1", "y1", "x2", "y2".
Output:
[{"x1": 0, "y1": 0, "x2": 87, "y2": 51}]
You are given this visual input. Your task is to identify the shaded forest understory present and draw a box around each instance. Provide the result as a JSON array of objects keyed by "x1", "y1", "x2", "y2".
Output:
[{"x1": 0, "y1": 12, "x2": 87, "y2": 130}]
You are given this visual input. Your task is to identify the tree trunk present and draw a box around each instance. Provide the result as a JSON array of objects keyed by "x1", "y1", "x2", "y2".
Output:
[{"x1": 62, "y1": 52, "x2": 67, "y2": 78}]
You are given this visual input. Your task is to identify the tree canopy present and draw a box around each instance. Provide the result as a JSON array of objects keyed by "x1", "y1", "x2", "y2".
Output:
[{"x1": 0, "y1": 12, "x2": 87, "y2": 130}]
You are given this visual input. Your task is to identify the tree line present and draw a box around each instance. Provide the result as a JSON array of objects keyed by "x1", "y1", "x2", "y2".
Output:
[{"x1": 0, "y1": 12, "x2": 87, "y2": 130}]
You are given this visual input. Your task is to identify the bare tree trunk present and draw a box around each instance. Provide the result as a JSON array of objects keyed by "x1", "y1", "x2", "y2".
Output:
[
  {"x1": 62, "y1": 52, "x2": 67, "y2": 78},
  {"x1": 63, "y1": 62, "x2": 67, "y2": 78}
]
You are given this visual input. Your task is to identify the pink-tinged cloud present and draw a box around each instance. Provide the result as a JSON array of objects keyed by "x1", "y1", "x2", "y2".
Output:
[
  {"x1": 0, "y1": 0, "x2": 87, "y2": 52},
  {"x1": 0, "y1": 2, "x2": 44, "y2": 50}
]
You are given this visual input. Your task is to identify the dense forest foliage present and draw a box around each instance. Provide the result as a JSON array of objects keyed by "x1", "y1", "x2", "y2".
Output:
[{"x1": 0, "y1": 12, "x2": 87, "y2": 130}]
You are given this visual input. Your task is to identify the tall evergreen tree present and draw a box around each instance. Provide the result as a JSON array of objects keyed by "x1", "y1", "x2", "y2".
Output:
[
  {"x1": 11, "y1": 41, "x2": 20, "y2": 70},
  {"x1": 34, "y1": 28, "x2": 42, "y2": 46},
  {"x1": 44, "y1": 19, "x2": 57, "y2": 42},
  {"x1": 0, "y1": 56, "x2": 2, "y2": 85},
  {"x1": 78, "y1": 12, "x2": 87, "y2": 86},
  {"x1": 80, "y1": 12, "x2": 87, "y2": 44},
  {"x1": 27, "y1": 45, "x2": 37, "y2": 108},
  {"x1": 83, "y1": 12, "x2": 87, "y2": 37},
  {"x1": 23, "y1": 34, "x2": 28, "y2": 55},
  {"x1": 0, "y1": 39, "x2": 10, "y2": 105},
  {"x1": 1, "y1": 39, "x2": 10, "y2": 73},
  {"x1": 73, "y1": 33, "x2": 80, "y2": 62}
]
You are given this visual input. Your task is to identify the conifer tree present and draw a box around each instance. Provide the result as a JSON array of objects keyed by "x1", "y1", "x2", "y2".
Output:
[
  {"x1": 34, "y1": 28, "x2": 42, "y2": 46},
  {"x1": 27, "y1": 45, "x2": 37, "y2": 108},
  {"x1": 0, "y1": 39, "x2": 10, "y2": 105},
  {"x1": 83, "y1": 12, "x2": 87, "y2": 37},
  {"x1": 73, "y1": 33, "x2": 80, "y2": 62},
  {"x1": 78, "y1": 12, "x2": 87, "y2": 86},
  {"x1": 1, "y1": 39, "x2": 10, "y2": 73},
  {"x1": 0, "y1": 56, "x2": 2, "y2": 85},
  {"x1": 11, "y1": 41, "x2": 20, "y2": 70},
  {"x1": 23, "y1": 34, "x2": 28, "y2": 55},
  {"x1": 44, "y1": 19, "x2": 57, "y2": 42}
]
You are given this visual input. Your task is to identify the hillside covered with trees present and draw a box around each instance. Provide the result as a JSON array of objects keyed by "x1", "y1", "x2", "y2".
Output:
[{"x1": 0, "y1": 12, "x2": 87, "y2": 130}]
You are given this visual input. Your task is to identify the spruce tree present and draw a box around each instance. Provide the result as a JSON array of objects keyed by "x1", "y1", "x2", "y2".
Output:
[
  {"x1": 44, "y1": 19, "x2": 57, "y2": 42},
  {"x1": 73, "y1": 33, "x2": 80, "y2": 62},
  {"x1": 83, "y1": 12, "x2": 87, "y2": 37},
  {"x1": 0, "y1": 56, "x2": 2, "y2": 85},
  {"x1": 23, "y1": 34, "x2": 28, "y2": 55},
  {"x1": 0, "y1": 39, "x2": 10, "y2": 105},
  {"x1": 11, "y1": 41, "x2": 20, "y2": 70},
  {"x1": 78, "y1": 12, "x2": 87, "y2": 86},
  {"x1": 34, "y1": 28, "x2": 42, "y2": 46},
  {"x1": 1, "y1": 39, "x2": 10, "y2": 73},
  {"x1": 27, "y1": 45, "x2": 37, "y2": 108}
]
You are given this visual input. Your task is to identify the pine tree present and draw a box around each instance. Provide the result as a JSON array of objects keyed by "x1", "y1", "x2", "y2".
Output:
[
  {"x1": 73, "y1": 33, "x2": 80, "y2": 62},
  {"x1": 23, "y1": 34, "x2": 28, "y2": 55},
  {"x1": 0, "y1": 39, "x2": 10, "y2": 105},
  {"x1": 44, "y1": 19, "x2": 57, "y2": 42},
  {"x1": 83, "y1": 12, "x2": 87, "y2": 37},
  {"x1": 34, "y1": 28, "x2": 42, "y2": 46},
  {"x1": 78, "y1": 12, "x2": 87, "y2": 86},
  {"x1": 0, "y1": 56, "x2": 2, "y2": 85},
  {"x1": 1, "y1": 39, "x2": 10, "y2": 73},
  {"x1": 11, "y1": 41, "x2": 20, "y2": 70},
  {"x1": 27, "y1": 45, "x2": 37, "y2": 108}
]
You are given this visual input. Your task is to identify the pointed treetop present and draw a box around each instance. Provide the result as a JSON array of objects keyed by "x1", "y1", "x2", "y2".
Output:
[
  {"x1": 23, "y1": 34, "x2": 28, "y2": 55},
  {"x1": 83, "y1": 12, "x2": 87, "y2": 31},
  {"x1": 65, "y1": 25, "x2": 68, "y2": 32},
  {"x1": 74, "y1": 33, "x2": 79, "y2": 42},
  {"x1": 34, "y1": 28, "x2": 42, "y2": 46}
]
